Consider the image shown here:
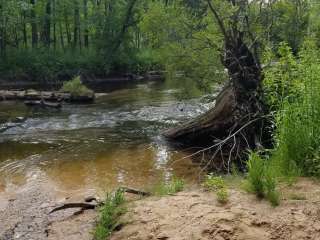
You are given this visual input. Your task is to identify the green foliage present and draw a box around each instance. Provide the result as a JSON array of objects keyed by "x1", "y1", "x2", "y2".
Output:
[
  {"x1": 61, "y1": 76, "x2": 93, "y2": 96},
  {"x1": 153, "y1": 177, "x2": 185, "y2": 196},
  {"x1": 139, "y1": 1, "x2": 226, "y2": 94},
  {"x1": 247, "y1": 152, "x2": 266, "y2": 198},
  {"x1": 203, "y1": 174, "x2": 226, "y2": 191},
  {"x1": 216, "y1": 187, "x2": 229, "y2": 204},
  {"x1": 94, "y1": 189, "x2": 126, "y2": 240},
  {"x1": 263, "y1": 42, "x2": 301, "y2": 109},
  {"x1": 267, "y1": 40, "x2": 320, "y2": 178},
  {"x1": 246, "y1": 152, "x2": 280, "y2": 206},
  {"x1": 202, "y1": 174, "x2": 229, "y2": 204}
]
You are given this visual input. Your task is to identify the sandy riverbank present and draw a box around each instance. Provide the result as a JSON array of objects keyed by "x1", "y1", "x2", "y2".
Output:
[{"x1": 1, "y1": 178, "x2": 320, "y2": 240}]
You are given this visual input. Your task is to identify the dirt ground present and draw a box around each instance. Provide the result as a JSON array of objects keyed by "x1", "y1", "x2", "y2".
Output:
[
  {"x1": 1, "y1": 178, "x2": 320, "y2": 240},
  {"x1": 0, "y1": 176, "x2": 97, "y2": 240},
  {"x1": 111, "y1": 178, "x2": 320, "y2": 240}
]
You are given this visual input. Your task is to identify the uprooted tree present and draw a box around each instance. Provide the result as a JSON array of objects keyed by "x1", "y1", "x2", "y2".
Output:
[{"x1": 164, "y1": 0, "x2": 271, "y2": 172}]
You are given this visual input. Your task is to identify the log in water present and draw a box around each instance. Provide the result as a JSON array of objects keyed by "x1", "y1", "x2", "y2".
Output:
[{"x1": 0, "y1": 89, "x2": 95, "y2": 103}]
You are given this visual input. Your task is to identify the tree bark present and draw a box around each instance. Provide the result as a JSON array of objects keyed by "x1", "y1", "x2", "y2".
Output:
[
  {"x1": 83, "y1": 0, "x2": 89, "y2": 48},
  {"x1": 30, "y1": 0, "x2": 38, "y2": 48}
]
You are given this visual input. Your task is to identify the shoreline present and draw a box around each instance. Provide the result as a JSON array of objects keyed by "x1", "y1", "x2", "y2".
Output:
[{"x1": 1, "y1": 177, "x2": 320, "y2": 240}]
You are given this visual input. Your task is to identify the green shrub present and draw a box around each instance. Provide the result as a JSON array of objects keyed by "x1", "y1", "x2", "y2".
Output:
[
  {"x1": 246, "y1": 152, "x2": 280, "y2": 206},
  {"x1": 61, "y1": 76, "x2": 93, "y2": 96},
  {"x1": 153, "y1": 177, "x2": 185, "y2": 196},
  {"x1": 264, "y1": 169, "x2": 280, "y2": 206},
  {"x1": 93, "y1": 189, "x2": 126, "y2": 240},
  {"x1": 267, "y1": 40, "x2": 320, "y2": 177},
  {"x1": 203, "y1": 174, "x2": 226, "y2": 191},
  {"x1": 216, "y1": 187, "x2": 229, "y2": 204},
  {"x1": 247, "y1": 152, "x2": 265, "y2": 198}
]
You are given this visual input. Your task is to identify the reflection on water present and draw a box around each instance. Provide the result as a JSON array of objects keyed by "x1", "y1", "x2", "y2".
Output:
[{"x1": 0, "y1": 81, "x2": 214, "y2": 196}]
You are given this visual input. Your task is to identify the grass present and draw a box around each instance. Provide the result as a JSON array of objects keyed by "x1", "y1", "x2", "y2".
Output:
[
  {"x1": 265, "y1": 41, "x2": 320, "y2": 178},
  {"x1": 152, "y1": 177, "x2": 185, "y2": 196},
  {"x1": 246, "y1": 152, "x2": 280, "y2": 206},
  {"x1": 61, "y1": 76, "x2": 94, "y2": 96},
  {"x1": 93, "y1": 189, "x2": 126, "y2": 240},
  {"x1": 247, "y1": 152, "x2": 265, "y2": 198}
]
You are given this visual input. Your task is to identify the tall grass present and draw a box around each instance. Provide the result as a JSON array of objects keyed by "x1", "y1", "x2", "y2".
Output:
[
  {"x1": 152, "y1": 177, "x2": 185, "y2": 196},
  {"x1": 94, "y1": 189, "x2": 126, "y2": 240},
  {"x1": 246, "y1": 40, "x2": 320, "y2": 206},
  {"x1": 270, "y1": 41, "x2": 320, "y2": 177}
]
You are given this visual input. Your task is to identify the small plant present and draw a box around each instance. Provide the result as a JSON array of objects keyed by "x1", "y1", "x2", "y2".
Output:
[
  {"x1": 247, "y1": 152, "x2": 265, "y2": 198},
  {"x1": 93, "y1": 189, "x2": 126, "y2": 240},
  {"x1": 153, "y1": 177, "x2": 185, "y2": 196},
  {"x1": 203, "y1": 174, "x2": 225, "y2": 191},
  {"x1": 264, "y1": 169, "x2": 280, "y2": 206},
  {"x1": 246, "y1": 151, "x2": 280, "y2": 206},
  {"x1": 216, "y1": 187, "x2": 229, "y2": 204},
  {"x1": 61, "y1": 76, "x2": 93, "y2": 96}
]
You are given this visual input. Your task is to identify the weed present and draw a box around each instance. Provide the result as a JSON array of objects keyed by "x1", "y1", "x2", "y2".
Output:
[
  {"x1": 203, "y1": 174, "x2": 225, "y2": 191},
  {"x1": 153, "y1": 177, "x2": 185, "y2": 196},
  {"x1": 264, "y1": 169, "x2": 280, "y2": 206},
  {"x1": 93, "y1": 189, "x2": 126, "y2": 240},
  {"x1": 247, "y1": 152, "x2": 265, "y2": 198},
  {"x1": 216, "y1": 187, "x2": 229, "y2": 204},
  {"x1": 61, "y1": 76, "x2": 93, "y2": 96}
]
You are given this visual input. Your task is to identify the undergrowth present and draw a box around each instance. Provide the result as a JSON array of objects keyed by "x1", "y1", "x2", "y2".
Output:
[
  {"x1": 245, "y1": 40, "x2": 320, "y2": 206},
  {"x1": 152, "y1": 177, "x2": 185, "y2": 196},
  {"x1": 93, "y1": 189, "x2": 126, "y2": 240},
  {"x1": 61, "y1": 76, "x2": 93, "y2": 96},
  {"x1": 203, "y1": 174, "x2": 229, "y2": 204}
]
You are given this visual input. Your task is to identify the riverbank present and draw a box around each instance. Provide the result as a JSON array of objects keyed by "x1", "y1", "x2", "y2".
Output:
[
  {"x1": 1, "y1": 178, "x2": 320, "y2": 240},
  {"x1": 0, "y1": 173, "x2": 97, "y2": 240},
  {"x1": 0, "y1": 71, "x2": 165, "y2": 92},
  {"x1": 112, "y1": 178, "x2": 320, "y2": 240}
]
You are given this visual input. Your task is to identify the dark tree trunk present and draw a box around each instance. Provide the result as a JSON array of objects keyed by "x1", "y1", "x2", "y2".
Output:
[
  {"x1": 23, "y1": 10, "x2": 28, "y2": 48},
  {"x1": 73, "y1": 0, "x2": 80, "y2": 50},
  {"x1": 83, "y1": 0, "x2": 89, "y2": 48},
  {"x1": 42, "y1": 0, "x2": 51, "y2": 47},
  {"x1": 64, "y1": 11, "x2": 71, "y2": 46},
  {"x1": 30, "y1": 0, "x2": 38, "y2": 48}
]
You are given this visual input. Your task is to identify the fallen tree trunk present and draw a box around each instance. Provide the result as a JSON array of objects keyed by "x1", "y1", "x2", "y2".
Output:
[{"x1": 164, "y1": 2, "x2": 271, "y2": 171}]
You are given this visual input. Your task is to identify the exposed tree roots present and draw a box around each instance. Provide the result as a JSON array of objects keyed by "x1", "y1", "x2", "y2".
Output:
[{"x1": 164, "y1": 3, "x2": 272, "y2": 172}]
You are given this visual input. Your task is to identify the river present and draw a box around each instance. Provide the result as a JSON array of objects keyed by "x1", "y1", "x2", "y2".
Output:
[{"x1": 0, "y1": 81, "x2": 215, "y2": 198}]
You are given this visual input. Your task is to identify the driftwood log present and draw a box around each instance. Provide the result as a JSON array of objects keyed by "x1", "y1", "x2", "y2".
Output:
[
  {"x1": 164, "y1": 2, "x2": 271, "y2": 171},
  {"x1": 49, "y1": 187, "x2": 150, "y2": 215},
  {"x1": 0, "y1": 90, "x2": 94, "y2": 103},
  {"x1": 24, "y1": 100, "x2": 62, "y2": 108}
]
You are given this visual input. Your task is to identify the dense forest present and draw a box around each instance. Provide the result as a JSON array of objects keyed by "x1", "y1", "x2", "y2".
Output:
[{"x1": 0, "y1": 0, "x2": 315, "y2": 85}]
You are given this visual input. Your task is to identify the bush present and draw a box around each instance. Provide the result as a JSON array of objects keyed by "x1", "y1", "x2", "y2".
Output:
[
  {"x1": 203, "y1": 174, "x2": 225, "y2": 191},
  {"x1": 153, "y1": 177, "x2": 185, "y2": 196},
  {"x1": 94, "y1": 189, "x2": 126, "y2": 240},
  {"x1": 246, "y1": 152, "x2": 280, "y2": 206},
  {"x1": 267, "y1": 40, "x2": 320, "y2": 177},
  {"x1": 247, "y1": 152, "x2": 265, "y2": 198},
  {"x1": 216, "y1": 187, "x2": 229, "y2": 204},
  {"x1": 61, "y1": 76, "x2": 93, "y2": 96}
]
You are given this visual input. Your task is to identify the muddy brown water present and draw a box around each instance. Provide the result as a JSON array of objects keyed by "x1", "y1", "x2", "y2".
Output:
[{"x1": 0, "y1": 81, "x2": 214, "y2": 199}]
